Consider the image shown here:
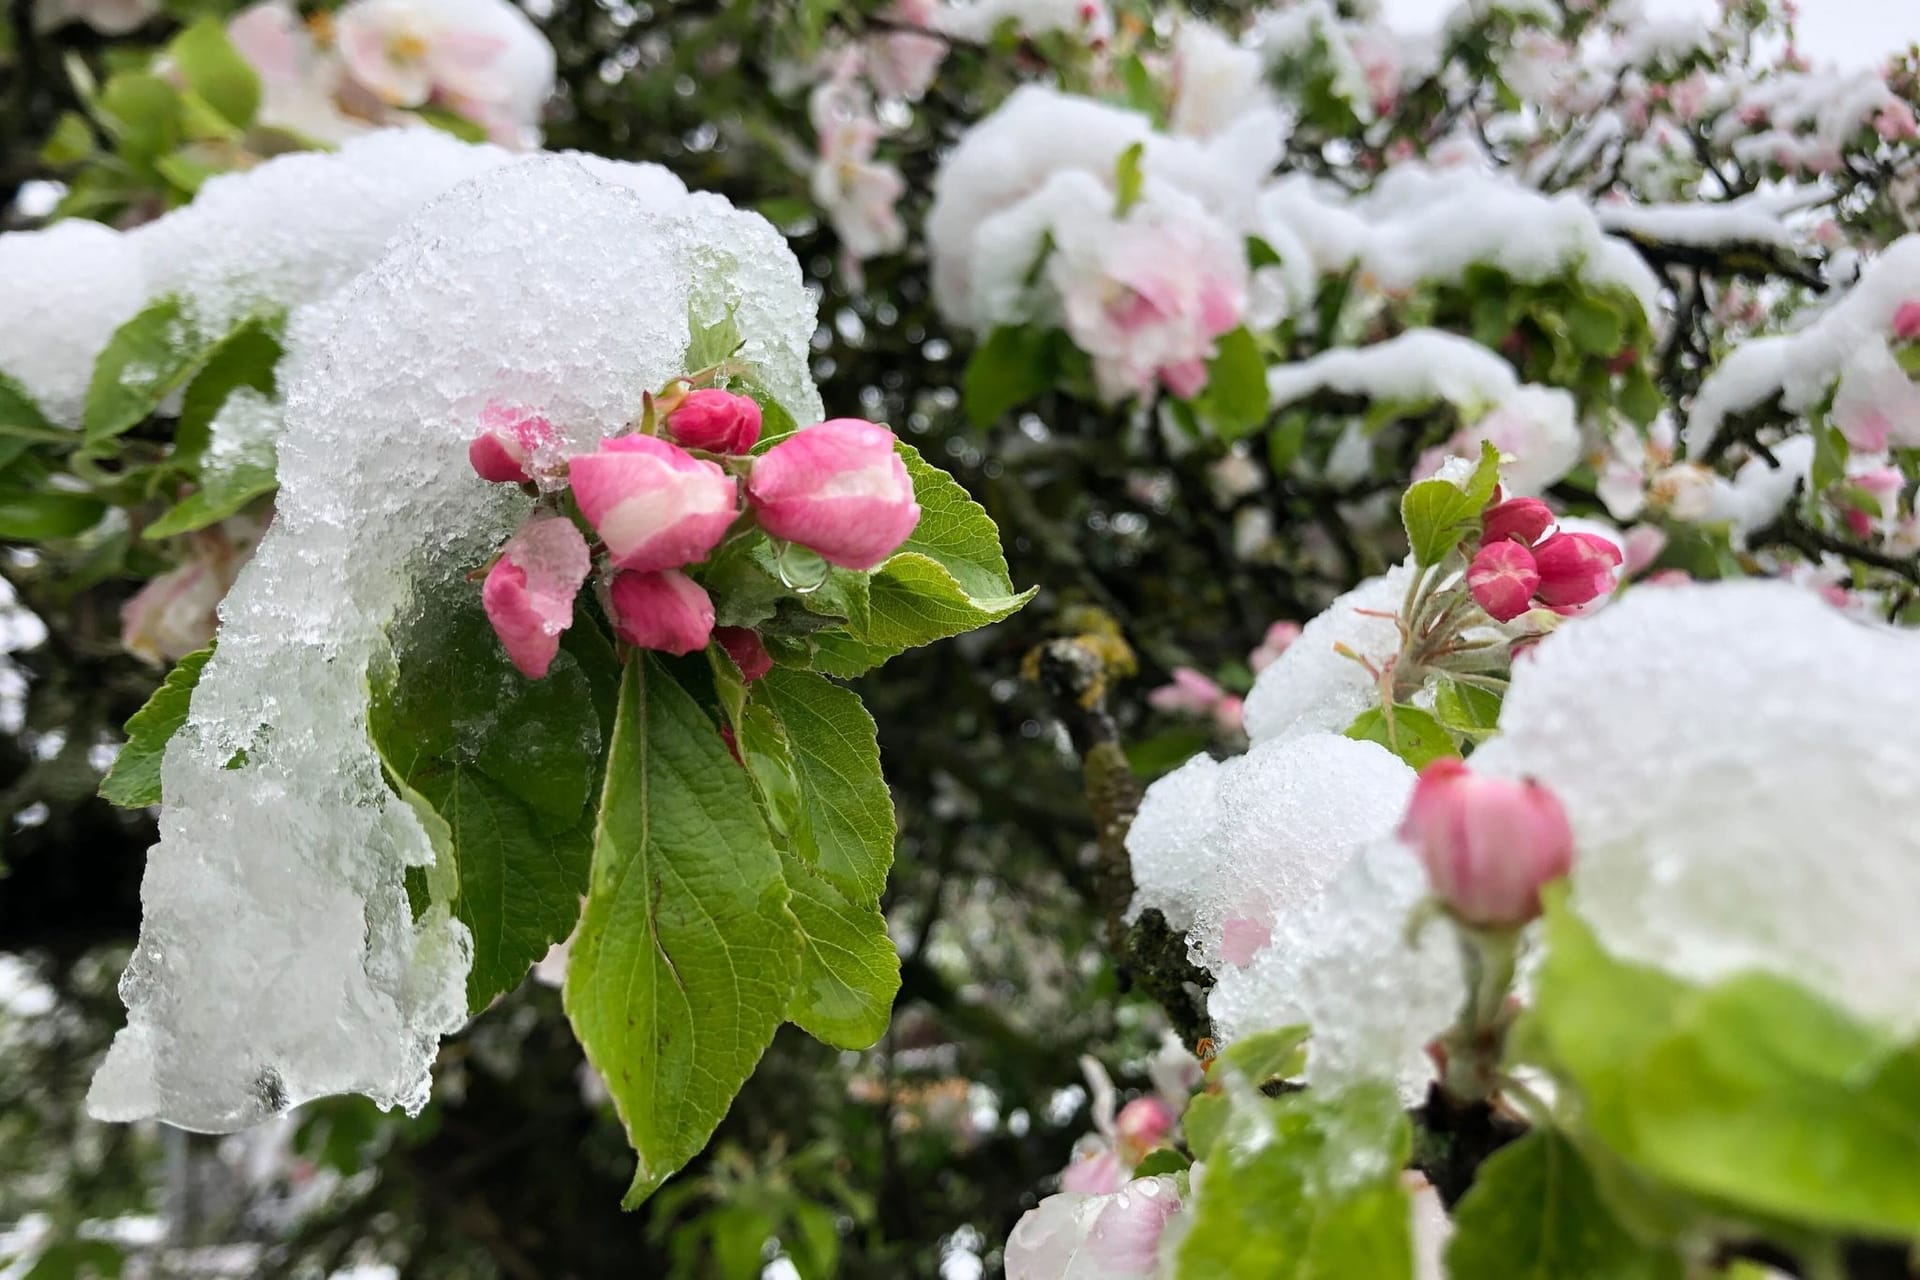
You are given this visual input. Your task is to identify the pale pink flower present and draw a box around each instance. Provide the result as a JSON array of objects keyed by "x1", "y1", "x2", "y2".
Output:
[
  {"x1": 121, "y1": 520, "x2": 262, "y2": 665},
  {"x1": 605, "y1": 569, "x2": 715, "y2": 656},
  {"x1": 1248, "y1": 621, "x2": 1301, "y2": 674},
  {"x1": 867, "y1": 0, "x2": 947, "y2": 100},
  {"x1": 1876, "y1": 101, "x2": 1919, "y2": 142},
  {"x1": 810, "y1": 66, "x2": 908, "y2": 260},
  {"x1": 1832, "y1": 346, "x2": 1920, "y2": 451},
  {"x1": 1399, "y1": 759, "x2": 1576, "y2": 929},
  {"x1": 1622, "y1": 524, "x2": 1668, "y2": 576},
  {"x1": 746, "y1": 419, "x2": 921, "y2": 570},
  {"x1": 1147, "y1": 667, "x2": 1224, "y2": 717},
  {"x1": 337, "y1": 0, "x2": 506, "y2": 110},
  {"x1": 1004, "y1": 1176, "x2": 1185, "y2": 1280},
  {"x1": 569, "y1": 434, "x2": 738, "y2": 572},
  {"x1": 1059, "y1": 1144, "x2": 1126, "y2": 1195},
  {"x1": 481, "y1": 512, "x2": 590, "y2": 679}
]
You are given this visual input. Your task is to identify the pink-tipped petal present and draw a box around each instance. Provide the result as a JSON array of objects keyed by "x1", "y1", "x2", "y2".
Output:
[
  {"x1": 569, "y1": 434, "x2": 738, "y2": 571},
  {"x1": 1399, "y1": 760, "x2": 1574, "y2": 928},
  {"x1": 1467, "y1": 540, "x2": 1541, "y2": 622},
  {"x1": 1531, "y1": 531, "x2": 1624, "y2": 608},
  {"x1": 1480, "y1": 497, "x2": 1554, "y2": 547},
  {"x1": 745, "y1": 419, "x2": 921, "y2": 570},
  {"x1": 481, "y1": 512, "x2": 590, "y2": 679},
  {"x1": 606, "y1": 569, "x2": 715, "y2": 655},
  {"x1": 666, "y1": 389, "x2": 763, "y2": 455}
]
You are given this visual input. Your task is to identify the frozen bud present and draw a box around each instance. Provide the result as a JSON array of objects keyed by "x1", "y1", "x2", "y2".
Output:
[
  {"x1": 482, "y1": 512, "x2": 591, "y2": 679},
  {"x1": 1480, "y1": 497, "x2": 1554, "y2": 547},
  {"x1": 1114, "y1": 1096, "x2": 1176, "y2": 1164},
  {"x1": 469, "y1": 403, "x2": 555, "y2": 484},
  {"x1": 569, "y1": 434, "x2": 738, "y2": 571},
  {"x1": 1399, "y1": 759, "x2": 1575, "y2": 928},
  {"x1": 1532, "y1": 531, "x2": 1624, "y2": 609},
  {"x1": 1894, "y1": 299, "x2": 1920, "y2": 342},
  {"x1": 715, "y1": 626, "x2": 773, "y2": 681},
  {"x1": 746, "y1": 419, "x2": 920, "y2": 570},
  {"x1": 665, "y1": 389, "x2": 763, "y2": 455},
  {"x1": 606, "y1": 569, "x2": 715, "y2": 656},
  {"x1": 122, "y1": 562, "x2": 224, "y2": 666},
  {"x1": 1467, "y1": 540, "x2": 1541, "y2": 623}
]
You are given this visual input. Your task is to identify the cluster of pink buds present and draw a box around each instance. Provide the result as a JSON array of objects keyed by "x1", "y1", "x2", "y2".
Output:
[
  {"x1": 1466, "y1": 498, "x2": 1624, "y2": 623},
  {"x1": 470, "y1": 389, "x2": 921, "y2": 680},
  {"x1": 1400, "y1": 759, "x2": 1575, "y2": 929}
]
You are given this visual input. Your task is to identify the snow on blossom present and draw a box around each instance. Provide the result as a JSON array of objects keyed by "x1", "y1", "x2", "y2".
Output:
[
  {"x1": 809, "y1": 64, "x2": 908, "y2": 261},
  {"x1": 1243, "y1": 562, "x2": 1413, "y2": 745},
  {"x1": 1437, "y1": 385, "x2": 1583, "y2": 496},
  {"x1": 1166, "y1": 20, "x2": 1270, "y2": 139},
  {"x1": 0, "y1": 220, "x2": 148, "y2": 429},
  {"x1": 1003, "y1": 1174, "x2": 1184, "y2": 1280},
  {"x1": 1126, "y1": 733, "x2": 1414, "y2": 976},
  {"x1": 87, "y1": 158, "x2": 823, "y2": 1130},
  {"x1": 1266, "y1": 330, "x2": 1519, "y2": 420},
  {"x1": 926, "y1": 85, "x2": 1279, "y2": 331},
  {"x1": 1687, "y1": 236, "x2": 1920, "y2": 457},
  {"x1": 1470, "y1": 580, "x2": 1920, "y2": 1034},
  {"x1": 122, "y1": 518, "x2": 266, "y2": 665},
  {"x1": 1831, "y1": 342, "x2": 1920, "y2": 452}
]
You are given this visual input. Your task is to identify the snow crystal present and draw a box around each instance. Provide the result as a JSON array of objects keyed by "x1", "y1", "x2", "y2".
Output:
[
  {"x1": 1470, "y1": 581, "x2": 1920, "y2": 1033},
  {"x1": 1686, "y1": 236, "x2": 1920, "y2": 457},
  {"x1": 1126, "y1": 734, "x2": 1415, "y2": 975},
  {"x1": 1267, "y1": 330, "x2": 1519, "y2": 418},
  {"x1": 88, "y1": 157, "x2": 821, "y2": 1131},
  {"x1": 0, "y1": 220, "x2": 148, "y2": 428},
  {"x1": 1244, "y1": 562, "x2": 1412, "y2": 745},
  {"x1": 1208, "y1": 835, "x2": 1462, "y2": 1098}
]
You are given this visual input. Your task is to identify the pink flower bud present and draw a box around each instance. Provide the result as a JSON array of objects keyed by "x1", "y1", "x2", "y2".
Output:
[
  {"x1": 1623, "y1": 524, "x2": 1668, "y2": 576},
  {"x1": 1399, "y1": 759, "x2": 1575, "y2": 928},
  {"x1": 1249, "y1": 620, "x2": 1301, "y2": 673},
  {"x1": 746, "y1": 419, "x2": 921, "y2": 571},
  {"x1": 469, "y1": 403, "x2": 555, "y2": 484},
  {"x1": 1531, "y1": 531, "x2": 1624, "y2": 608},
  {"x1": 1467, "y1": 540, "x2": 1541, "y2": 622},
  {"x1": 1147, "y1": 667, "x2": 1223, "y2": 717},
  {"x1": 1213, "y1": 695, "x2": 1245, "y2": 736},
  {"x1": 665, "y1": 389, "x2": 763, "y2": 455},
  {"x1": 1894, "y1": 299, "x2": 1920, "y2": 342},
  {"x1": 482, "y1": 512, "x2": 591, "y2": 679},
  {"x1": 606, "y1": 569, "x2": 715, "y2": 655},
  {"x1": 715, "y1": 626, "x2": 773, "y2": 681},
  {"x1": 569, "y1": 434, "x2": 738, "y2": 572},
  {"x1": 1114, "y1": 1097, "x2": 1176, "y2": 1165},
  {"x1": 1480, "y1": 497, "x2": 1554, "y2": 547}
]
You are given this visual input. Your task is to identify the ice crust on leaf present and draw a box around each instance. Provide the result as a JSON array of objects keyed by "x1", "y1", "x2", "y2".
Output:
[
  {"x1": 1126, "y1": 733, "x2": 1414, "y2": 976},
  {"x1": 1471, "y1": 581, "x2": 1920, "y2": 1033},
  {"x1": 1243, "y1": 562, "x2": 1412, "y2": 745},
  {"x1": 87, "y1": 157, "x2": 821, "y2": 1131},
  {"x1": 0, "y1": 219, "x2": 149, "y2": 428},
  {"x1": 1208, "y1": 835, "x2": 1461, "y2": 1098}
]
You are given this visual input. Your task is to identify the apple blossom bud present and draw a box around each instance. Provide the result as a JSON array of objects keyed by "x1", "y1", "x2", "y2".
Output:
[
  {"x1": 715, "y1": 626, "x2": 773, "y2": 681},
  {"x1": 1623, "y1": 524, "x2": 1668, "y2": 575},
  {"x1": 666, "y1": 389, "x2": 763, "y2": 455},
  {"x1": 1467, "y1": 540, "x2": 1541, "y2": 622},
  {"x1": 1480, "y1": 497, "x2": 1554, "y2": 548},
  {"x1": 1531, "y1": 531, "x2": 1624, "y2": 608},
  {"x1": 606, "y1": 569, "x2": 715, "y2": 655},
  {"x1": 569, "y1": 434, "x2": 738, "y2": 572},
  {"x1": 1114, "y1": 1097, "x2": 1176, "y2": 1164},
  {"x1": 1249, "y1": 620, "x2": 1301, "y2": 673},
  {"x1": 1894, "y1": 299, "x2": 1920, "y2": 342},
  {"x1": 469, "y1": 403, "x2": 555, "y2": 484},
  {"x1": 1147, "y1": 667, "x2": 1223, "y2": 717},
  {"x1": 745, "y1": 419, "x2": 921, "y2": 571},
  {"x1": 1399, "y1": 759, "x2": 1575, "y2": 928},
  {"x1": 482, "y1": 512, "x2": 591, "y2": 679}
]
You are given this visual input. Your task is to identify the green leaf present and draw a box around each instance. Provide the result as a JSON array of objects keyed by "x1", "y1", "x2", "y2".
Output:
[
  {"x1": 752, "y1": 668, "x2": 893, "y2": 901},
  {"x1": 1617, "y1": 367, "x2": 1664, "y2": 427},
  {"x1": 779, "y1": 852, "x2": 898, "y2": 1048},
  {"x1": 1446, "y1": 1130, "x2": 1686, "y2": 1280},
  {"x1": 1114, "y1": 141, "x2": 1146, "y2": 216},
  {"x1": 963, "y1": 326, "x2": 1056, "y2": 427},
  {"x1": 1811, "y1": 417, "x2": 1849, "y2": 495},
  {"x1": 686, "y1": 301, "x2": 743, "y2": 373},
  {"x1": 99, "y1": 73, "x2": 182, "y2": 163},
  {"x1": 0, "y1": 372, "x2": 65, "y2": 442},
  {"x1": 39, "y1": 111, "x2": 98, "y2": 167},
  {"x1": 1432, "y1": 678, "x2": 1503, "y2": 742},
  {"x1": 1346, "y1": 704, "x2": 1460, "y2": 768},
  {"x1": 413, "y1": 106, "x2": 488, "y2": 143},
  {"x1": 173, "y1": 314, "x2": 283, "y2": 471},
  {"x1": 1400, "y1": 441, "x2": 1500, "y2": 566},
  {"x1": 99, "y1": 647, "x2": 212, "y2": 808},
  {"x1": 564, "y1": 657, "x2": 802, "y2": 1206},
  {"x1": 84, "y1": 296, "x2": 224, "y2": 443},
  {"x1": 1175, "y1": 1084, "x2": 1414, "y2": 1279},
  {"x1": 168, "y1": 18, "x2": 261, "y2": 130},
  {"x1": 143, "y1": 432, "x2": 276, "y2": 538},
  {"x1": 370, "y1": 584, "x2": 603, "y2": 1009},
  {"x1": 0, "y1": 490, "x2": 106, "y2": 541},
  {"x1": 1522, "y1": 896, "x2": 1920, "y2": 1237},
  {"x1": 1213, "y1": 1023, "x2": 1310, "y2": 1089},
  {"x1": 1565, "y1": 294, "x2": 1625, "y2": 358},
  {"x1": 1192, "y1": 327, "x2": 1269, "y2": 440},
  {"x1": 810, "y1": 444, "x2": 1034, "y2": 675}
]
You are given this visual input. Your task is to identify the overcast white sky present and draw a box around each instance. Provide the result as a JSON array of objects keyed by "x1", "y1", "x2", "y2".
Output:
[{"x1": 1379, "y1": 0, "x2": 1920, "y2": 67}]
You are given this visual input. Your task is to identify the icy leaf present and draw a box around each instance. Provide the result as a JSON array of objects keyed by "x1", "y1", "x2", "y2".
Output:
[
  {"x1": 99, "y1": 647, "x2": 212, "y2": 809},
  {"x1": 1400, "y1": 441, "x2": 1500, "y2": 566},
  {"x1": 83, "y1": 296, "x2": 225, "y2": 444},
  {"x1": 171, "y1": 316, "x2": 282, "y2": 471},
  {"x1": 1175, "y1": 1084, "x2": 1414, "y2": 1279},
  {"x1": 1523, "y1": 898, "x2": 1920, "y2": 1238},
  {"x1": 144, "y1": 388, "x2": 279, "y2": 539},
  {"x1": 1344, "y1": 704, "x2": 1459, "y2": 769},
  {"x1": 684, "y1": 300, "x2": 742, "y2": 372},
  {"x1": 1213, "y1": 1024, "x2": 1310, "y2": 1091},
  {"x1": 564, "y1": 657, "x2": 801, "y2": 1206},
  {"x1": 1445, "y1": 1130, "x2": 1685, "y2": 1280}
]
